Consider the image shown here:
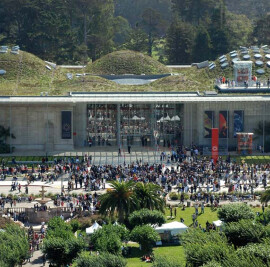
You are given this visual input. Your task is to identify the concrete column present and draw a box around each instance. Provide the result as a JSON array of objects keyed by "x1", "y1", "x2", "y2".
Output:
[{"x1": 117, "y1": 104, "x2": 121, "y2": 148}]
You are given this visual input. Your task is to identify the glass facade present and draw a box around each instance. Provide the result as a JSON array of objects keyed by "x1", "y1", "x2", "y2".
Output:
[{"x1": 87, "y1": 103, "x2": 183, "y2": 148}]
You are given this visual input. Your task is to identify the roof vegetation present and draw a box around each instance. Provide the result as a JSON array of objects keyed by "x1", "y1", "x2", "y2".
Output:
[{"x1": 0, "y1": 48, "x2": 270, "y2": 96}]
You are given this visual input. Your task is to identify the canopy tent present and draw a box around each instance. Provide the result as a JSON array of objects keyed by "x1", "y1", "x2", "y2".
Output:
[
  {"x1": 171, "y1": 115, "x2": 181, "y2": 121},
  {"x1": 86, "y1": 221, "x2": 102, "y2": 235},
  {"x1": 213, "y1": 220, "x2": 223, "y2": 228},
  {"x1": 155, "y1": 221, "x2": 188, "y2": 236}
]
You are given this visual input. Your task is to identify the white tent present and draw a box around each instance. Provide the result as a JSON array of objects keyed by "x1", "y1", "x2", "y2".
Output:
[
  {"x1": 171, "y1": 115, "x2": 181, "y2": 121},
  {"x1": 213, "y1": 220, "x2": 223, "y2": 228},
  {"x1": 155, "y1": 221, "x2": 188, "y2": 236},
  {"x1": 86, "y1": 221, "x2": 102, "y2": 235}
]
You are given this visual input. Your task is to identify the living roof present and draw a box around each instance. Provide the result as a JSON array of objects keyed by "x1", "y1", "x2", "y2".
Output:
[{"x1": 0, "y1": 48, "x2": 269, "y2": 96}]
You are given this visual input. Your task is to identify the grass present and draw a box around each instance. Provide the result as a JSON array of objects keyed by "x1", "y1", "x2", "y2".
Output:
[
  {"x1": 126, "y1": 206, "x2": 264, "y2": 267},
  {"x1": 126, "y1": 243, "x2": 185, "y2": 267},
  {"x1": 86, "y1": 50, "x2": 169, "y2": 75},
  {"x1": 165, "y1": 207, "x2": 219, "y2": 227},
  {"x1": 226, "y1": 155, "x2": 270, "y2": 164},
  {"x1": 2, "y1": 48, "x2": 270, "y2": 96}
]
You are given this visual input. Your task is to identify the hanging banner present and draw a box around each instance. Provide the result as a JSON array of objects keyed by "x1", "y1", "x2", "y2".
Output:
[
  {"x1": 212, "y1": 128, "x2": 219, "y2": 164},
  {"x1": 204, "y1": 111, "x2": 214, "y2": 138},
  {"x1": 61, "y1": 111, "x2": 72, "y2": 139},
  {"x1": 219, "y1": 111, "x2": 229, "y2": 138},
  {"x1": 234, "y1": 110, "x2": 244, "y2": 137}
]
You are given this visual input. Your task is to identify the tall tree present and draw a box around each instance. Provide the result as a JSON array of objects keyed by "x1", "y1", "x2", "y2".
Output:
[
  {"x1": 193, "y1": 26, "x2": 212, "y2": 62},
  {"x1": 141, "y1": 8, "x2": 166, "y2": 56},
  {"x1": 134, "y1": 183, "x2": 165, "y2": 212},
  {"x1": 165, "y1": 20, "x2": 195, "y2": 64},
  {"x1": 98, "y1": 181, "x2": 138, "y2": 223}
]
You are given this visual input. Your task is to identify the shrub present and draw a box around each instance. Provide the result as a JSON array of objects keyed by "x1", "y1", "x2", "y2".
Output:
[
  {"x1": 236, "y1": 243, "x2": 270, "y2": 265},
  {"x1": 169, "y1": 192, "x2": 178, "y2": 200},
  {"x1": 224, "y1": 220, "x2": 269, "y2": 247},
  {"x1": 181, "y1": 229, "x2": 233, "y2": 267},
  {"x1": 43, "y1": 237, "x2": 85, "y2": 266},
  {"x1": 152, "y1": 256, "x2": 183, "y2": 267},
  {"x1": 217, "y1": 204, "x2": 255, "y2": 223},
  {"x1": 130, "y1": 225, "x2": 159, "y2": 253},
  {"x1": 70, "y1": 219, "x2": 81, "y2": 233},
  {"x1": 0, "y1": 224, "x2": 29, "y2": 266},
  {"x1": 90, "y1": 224, "x2": 129, "y2": 255},
  {"x1": 73, "y1": 251, "x2": 127, "y2": 267},
  {"x1": 128, "y1": 209, "x2": 165, "y2": 227}
]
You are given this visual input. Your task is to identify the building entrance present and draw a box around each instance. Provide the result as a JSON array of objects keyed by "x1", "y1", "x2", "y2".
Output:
[{"x1": 87, "y1": 103, "x2": 183, "y2": 149}]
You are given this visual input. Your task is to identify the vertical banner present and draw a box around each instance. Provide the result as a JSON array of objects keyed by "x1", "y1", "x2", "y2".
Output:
[
  {"x1": 61, "y1": 111, "x2": 72, "y2": 139},
  {"x1": 219, "y1": 111, "x2": 229, "y2": 138},
  {"x1": 204, "y1": 111, "x2": 214, "y2": 138},
  {"x1": 212, "y1": 128, "x2": 219, "y2": 164},
  {"x1": 234, "y1": 110, "x2": 244, "y2": 137}
]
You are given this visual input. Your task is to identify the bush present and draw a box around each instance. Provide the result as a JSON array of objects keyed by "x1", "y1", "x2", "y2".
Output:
[
  {"x1": 169, "y1": 192, "x2": 178, "y2": 200},
  {"x1": 181, "y1": 229, "x2": 233, "y2": 267},
  {"x1": 152, "y1": 256, "x2": 183, "y2": 267},
  {"x1": 43, "y1": 238, "x2": 85, "y2": 266},
  {"x1": 128, "y1": 209, "x2": 165, "y2": 227},
  {"x1": 224, "y1": 220, "x2": 269, "y2": 247},
  {"x1": 236, "y1": 243, "x2": 270, "y2": 265},
  {"x1": 90, "y1": 224, "x2": 129, "y2": 255},
  {"x1": 130, "y1": 225, "x2": 159, "y2": 253},
  {"x1": 217, "y1": 204, "x2": 255, "y2": 223},
  {"x1": 73, "y1": 251, "x2": 127, "y2": 267},
  {"x1": 0, "y1": 224, "x2": 29, "y2": 266},
  {"x1": 43, "y1": 217, "x2": 85, "y2": 265},
  {"x1": 70, "y1": 219, "x2": 81, "y2": 233}
]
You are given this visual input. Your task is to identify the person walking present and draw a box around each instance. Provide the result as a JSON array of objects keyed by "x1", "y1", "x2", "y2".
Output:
[{"x1": 128, "y1": 145, "x2": 131, "y2": 154}]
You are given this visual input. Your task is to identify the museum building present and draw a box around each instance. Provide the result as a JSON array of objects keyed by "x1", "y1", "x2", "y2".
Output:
[{"x1": 0, "y1": 91, "x2": 269, "y2": 153}]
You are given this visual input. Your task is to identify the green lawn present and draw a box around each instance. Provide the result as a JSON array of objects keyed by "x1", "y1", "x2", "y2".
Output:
[
  {"x1": 126, "y1": 243, "x2": 185, "y2": 267},
  {"x1": 165, "y1": 207, "x2": 219, "y2": 228},
  {"x1": 126, "y1": 206, "x2": 264, "y2": 267}
]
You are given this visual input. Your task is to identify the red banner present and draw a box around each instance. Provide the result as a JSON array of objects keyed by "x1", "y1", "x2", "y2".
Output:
[{"x1": 212, "y1": 128, "x2": 219, "y2": 164}]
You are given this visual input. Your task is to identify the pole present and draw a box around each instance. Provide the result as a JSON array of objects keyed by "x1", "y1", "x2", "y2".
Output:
[
  {"x1": 46, "y1": 96, "x2": 49, "y2": 157},
  {"x1": 263, "y1": 102, "x2": 265, "y2": 153},
  {"x1": 9, "y1": 102, "x2": 11, "y2": 154}
]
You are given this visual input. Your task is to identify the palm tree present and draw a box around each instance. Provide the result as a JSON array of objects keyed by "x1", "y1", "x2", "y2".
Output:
[
  {"x1": 261, "y1": 189, "x2": 270, "y2": 204},
  {"x1": 134, "y1": 182, "x2": 165, "y2": 212},
  {"x1": 98, "y1": 180, "x2": 138, "y2": 223}
]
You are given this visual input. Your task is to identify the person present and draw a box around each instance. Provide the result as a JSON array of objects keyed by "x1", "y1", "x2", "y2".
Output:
[
  {"x1": 262, "y1": 203, "x2": 265, "y2": 213},
  {"x1": 201, "y1": 202, "x2": 205, "y2": 214},
  {"x1": 268, "y1": 78, "x2": 270, "y2": 89},
  {"x1": 174, "y1": 208, "x2": 177, "y2": 218},
  {"x1": 192, "y1": 213, "x2": 196, "y2": 225},
  {"x1": 128, "y1": 145, "x2": 131, "y2": 154}
]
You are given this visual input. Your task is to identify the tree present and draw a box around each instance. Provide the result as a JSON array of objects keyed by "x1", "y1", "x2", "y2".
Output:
[
  {"x1": 236, "y1": 243, "x2": 270, "y2": 265},
  {"x1": 141, "y1": 8, "x2": 166, "y2": 56},
  {"x1": 130, "y1": 225, "x2": 159, "y2": 253},
  {"x1": 208, "y1": 4, "x2": 230, "y2": 59},
  {"x1": 224, "y1": 220, "x2": 269, "y2": 247},
  {"x1": 128, "y1": 209, "x2": 165, "y2": 227},
  {"x1": 134, "y1": 183, "x2": 165, "y2": 212},
  {"x1": 124, "y1": 28, "x2": 148, "y2": 53},
  {"x1": 193, "y1": 26, "x2": 212, "y2": 62},
  {"x1": 0, "y1": 224, "x2": 29, "y2": 267},
  {"x1": 165, "y1": 20, "x2": 195, "y2": 64},
  {"x1": 43, "y1": 217, "x2": 85, "y2": 266},
  {"x1": 99, "y1": 181, "x2": 138, "y2": 223},
  {"x1": 261, "y1": 189, "x2": 270, "y2": 204},
  {"x1": 90, "y1": 224, "x2": 129, "y2": 255},
  {"x1": 217, "y1": 204, "x2": 255, "y2": 223},
  {"x1": 181, "y1": 229, "x2": 233, "y2": 267},
  {"x1": 73, "y1": 251, "x2": 127, "y2": 267}
]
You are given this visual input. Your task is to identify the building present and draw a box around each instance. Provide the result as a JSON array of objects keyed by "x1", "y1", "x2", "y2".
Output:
[{"x1": 0, "y1": 92, "x2": 268, "y2": 153}]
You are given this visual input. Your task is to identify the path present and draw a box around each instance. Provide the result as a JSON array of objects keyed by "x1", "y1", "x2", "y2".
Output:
[{"x1": 24, "y1": 250, "x2": 49, "y2": 267}]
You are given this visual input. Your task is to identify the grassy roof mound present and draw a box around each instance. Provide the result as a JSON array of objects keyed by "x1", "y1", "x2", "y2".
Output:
[
  {"x1": 0, "y1": 50, "x2": 50, "y2": 79},
  {"x1": 86, "y1": 50, "x2": 169, "y2": 75}
]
